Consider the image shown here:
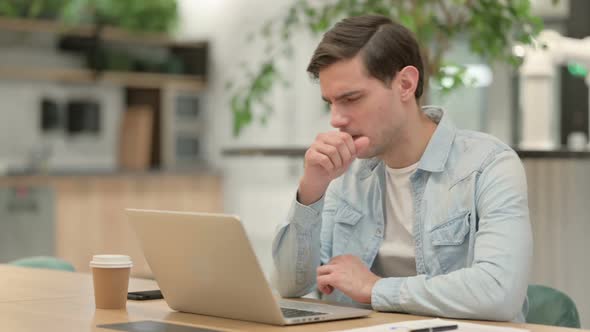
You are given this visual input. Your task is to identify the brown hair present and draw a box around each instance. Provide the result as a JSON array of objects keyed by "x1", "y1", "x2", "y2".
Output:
[{"x1": 307, "y1": 15, "x2": 424, "y2": 99}]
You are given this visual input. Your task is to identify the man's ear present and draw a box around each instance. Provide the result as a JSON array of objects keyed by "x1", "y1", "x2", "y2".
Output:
[{"x1": 397, "y1": 66, "x2": 419, "y2": 102}]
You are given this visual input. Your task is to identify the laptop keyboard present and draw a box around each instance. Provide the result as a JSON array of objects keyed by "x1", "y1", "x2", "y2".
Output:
[{"x1": 280, "y1": 307, "x2": 328, "y2": 318}]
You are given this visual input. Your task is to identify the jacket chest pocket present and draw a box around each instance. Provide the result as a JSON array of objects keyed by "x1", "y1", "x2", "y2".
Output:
[
  {"x1": 430, "y1": 209, "x2": 471, "y2": 273},
  {"x1": 332, "y1": 203, "x2": 362, "y2": 255}
]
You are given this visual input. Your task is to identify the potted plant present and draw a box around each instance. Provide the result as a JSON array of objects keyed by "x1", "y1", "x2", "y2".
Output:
[
  {"x1": 0, "y1": 0, "x2": 178, "y2": 34},
  {"x1": 0, "y1": 0, "x2": 67, "y2": 20},
  {"x1": 61, "y1": 0, "x2": 178, "y2": 33},
  {"x1": 229, "y1": 0, "x2": 550, "y2": 136}
]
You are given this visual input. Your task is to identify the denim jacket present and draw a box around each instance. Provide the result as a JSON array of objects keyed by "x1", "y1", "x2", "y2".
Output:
[{"x1": 272, "y1": 107, "x2": 532, "y2": 322}]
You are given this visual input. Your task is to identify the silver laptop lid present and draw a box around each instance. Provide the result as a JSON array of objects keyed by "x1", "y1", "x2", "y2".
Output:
[{"x1": 126, "y1": 209, "x2": 286, "y2": 325}]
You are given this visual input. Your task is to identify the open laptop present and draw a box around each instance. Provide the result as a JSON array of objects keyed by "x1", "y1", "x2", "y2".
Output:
[{"x1": 126, "y1": 208, "x2": 372, "y2": 325}]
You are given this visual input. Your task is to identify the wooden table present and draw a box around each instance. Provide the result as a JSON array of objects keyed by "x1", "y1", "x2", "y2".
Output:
[{"x1": 0, "y1": 265, "x2": 585, "y2": 331}]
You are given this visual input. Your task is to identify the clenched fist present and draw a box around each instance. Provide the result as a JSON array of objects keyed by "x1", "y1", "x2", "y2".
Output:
[
  {"x1": 317, "y1": 255, "x2": 380, "y2": 304},
  {"x1": 298, "y1": 132, "x2": 370, "y2": 205}
]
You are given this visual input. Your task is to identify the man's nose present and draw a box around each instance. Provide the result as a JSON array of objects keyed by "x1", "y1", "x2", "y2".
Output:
[{"x1": 330, "y1": 107, "x2": 348, "y2": 128}]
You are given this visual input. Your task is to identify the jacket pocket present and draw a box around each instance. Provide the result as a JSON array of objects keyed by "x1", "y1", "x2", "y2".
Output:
[
  {"x1": 332, "y1": 202, "x2": 363, "y2": 254},
  {"x1": 430, "y1": 210, "x2": 471, "y2": 273},
  {"x1": 334, "y1": 203, "x2": 362, "y2": 226},
  {"x1": 431, "y1": 210, "x2": 470, "y2": 246}
]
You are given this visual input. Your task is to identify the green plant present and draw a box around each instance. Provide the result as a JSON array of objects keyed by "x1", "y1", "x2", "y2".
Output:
[
  {"x1": 229, "y1": 0, "x2": 551, "y2": 136},
  {"x1": 61, "y1": 0, "x2": 178, "y2": 33},
  {"x1": 0, "y1": 0, "x2": 67, "y2": 19},
  {"x1": 0, "y1": 0, "x2": 178, "y2": 34}
]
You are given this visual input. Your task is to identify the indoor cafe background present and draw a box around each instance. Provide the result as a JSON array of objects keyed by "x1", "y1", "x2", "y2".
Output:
[{"x1": 0, "y1": 0, "x2": 588, "y2": 328}]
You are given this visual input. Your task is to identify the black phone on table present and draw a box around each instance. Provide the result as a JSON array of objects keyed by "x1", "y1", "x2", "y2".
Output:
[{"x1": 127, "y1": 290, "x2": 163, "y2": 300}]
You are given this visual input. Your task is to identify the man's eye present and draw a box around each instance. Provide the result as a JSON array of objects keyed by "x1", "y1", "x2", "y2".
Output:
[{"x1": 345, "y1": 97, "x2": 359, "y2": 103}]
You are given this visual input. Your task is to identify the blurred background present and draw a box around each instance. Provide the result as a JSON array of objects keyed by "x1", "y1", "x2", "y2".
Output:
[{"x1": 0, "y1": 0, "x2": 588, "y2": 328}]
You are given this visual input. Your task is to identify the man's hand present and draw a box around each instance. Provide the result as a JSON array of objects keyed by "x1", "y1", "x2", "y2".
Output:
[
  {"x1": 298, "y1": 132, "x2": 370, "y2": 205},
  {"x1": 316, "y1": 255, "x2": 381, "y2": 304}
]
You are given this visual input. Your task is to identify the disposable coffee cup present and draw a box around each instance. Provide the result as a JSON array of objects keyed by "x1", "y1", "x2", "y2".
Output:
[{"x1": 90, "y1": 255, "x2": 133, "y2": 309}]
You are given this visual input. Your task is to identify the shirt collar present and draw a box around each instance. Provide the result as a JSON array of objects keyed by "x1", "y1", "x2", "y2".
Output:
[
  {"x1": 358, "y1": 106, "x2": 456, "y2": 177},
  {"x1": 417, "y1": 106, "x2": 456, "y2": 173}
]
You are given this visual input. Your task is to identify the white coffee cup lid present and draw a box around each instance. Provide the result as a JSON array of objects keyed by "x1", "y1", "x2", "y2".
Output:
[{"x1": 90, "y1": 255, "x2": 133, "y2": 268}]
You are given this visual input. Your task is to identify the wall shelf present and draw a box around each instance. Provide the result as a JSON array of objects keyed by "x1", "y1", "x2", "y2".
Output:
[
  {"x1": 515, "y1": 149, "x2": 590, "y2": 159},
  {"x1": 0, "y1": 16, "x2": 204, "y2": 48},
  {"x1": 222, "y1": 147, "x2": 590, "y2": 159},
  {"x1": 0, "y1": 16, "x2": 208, "y2": 89},
  {"x1": 0, "y1": 66, "x2": 205, "y2": 90},
  {"x1": 0, "y1": 16, "x2": 209, "y2": 171},
  {"x1": 222, "y1": 147, "x2": 307, "y2": 157}
]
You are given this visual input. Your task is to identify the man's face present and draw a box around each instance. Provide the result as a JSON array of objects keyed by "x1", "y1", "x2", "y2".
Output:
[{"x1": 319, "y1": 55, "x2": 406, "y2": 159}]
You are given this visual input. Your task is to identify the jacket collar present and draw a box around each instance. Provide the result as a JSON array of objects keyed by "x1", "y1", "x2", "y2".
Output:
[
  {"x1": 417, "y1": 106, "x2": 456, "y2": 173},
  {"x1": 358, "y1": 106, "x2": 455, "y2": 178}
]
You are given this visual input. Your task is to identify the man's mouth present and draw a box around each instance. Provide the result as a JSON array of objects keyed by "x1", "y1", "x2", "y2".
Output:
[{"x1": 339, "y1": 130, "x2": 363, "y2": 140}]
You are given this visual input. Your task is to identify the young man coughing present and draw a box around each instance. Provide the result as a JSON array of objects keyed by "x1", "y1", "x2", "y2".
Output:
[{"x1": 272, "y1": 15, "x2": 532, "y2": 322}]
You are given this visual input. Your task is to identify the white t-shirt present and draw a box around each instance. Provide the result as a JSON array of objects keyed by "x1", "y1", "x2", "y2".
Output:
[{"x1": 372, "y1": 162, "x2": 419, "y2": 278}]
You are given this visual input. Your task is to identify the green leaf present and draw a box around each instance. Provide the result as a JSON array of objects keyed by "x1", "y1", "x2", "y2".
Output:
[
  {"x1": 0, "y1": 2, "x2": 18, "y2": 17},
  {"x1": 304, "y1": 6, "x2": 316, "y2": 19},
  {"x1": 398, "y1": 13, "x2": 416, "y2": 32}
]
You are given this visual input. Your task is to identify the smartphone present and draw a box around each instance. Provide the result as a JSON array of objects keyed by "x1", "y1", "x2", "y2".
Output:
[{"x1": 127, "y1": 290, "x2": 163, "y2": 301}]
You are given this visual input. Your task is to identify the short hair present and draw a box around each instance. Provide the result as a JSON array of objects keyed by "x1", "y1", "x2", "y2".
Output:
[{"x1": 307, "y1": 15, "x2": 425, "y2": 99}]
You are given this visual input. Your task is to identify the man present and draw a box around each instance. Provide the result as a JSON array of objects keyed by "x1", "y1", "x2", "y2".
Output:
[{"x1": 272, "y1": 15, "x2": 532, "y2": 322}]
